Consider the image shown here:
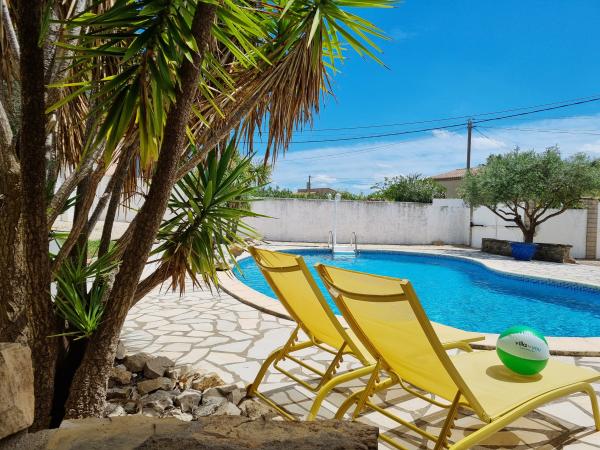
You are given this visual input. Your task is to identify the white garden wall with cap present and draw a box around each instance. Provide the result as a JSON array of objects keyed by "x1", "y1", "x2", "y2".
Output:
[
  {"x1": 56, "y1": 181, "x2": 595, "y2": 259},
  {"x1": 247, "y1": 198, "x2": 592, "y2": 258},
  {"x1": 247, "y1": 198, "x2": 470, "y2": 246},
  {"x1": 470, "y1": 207, "x2": 587, "y2": 257}
]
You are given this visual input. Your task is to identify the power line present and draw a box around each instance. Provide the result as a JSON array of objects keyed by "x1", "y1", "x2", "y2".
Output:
[
  {"x1": 478, "y1": 125, "x2": 600, "y2": 136},
  {"x1": 250, "y1": 94, "x2": 600, "y2": 135},
  {"x1": 471, "y1": 97, "x2": 600, "y2": 125},
  {"x1": 473, "y1": 127, "x2": 495, "y2": 142},
  {"x1": 267, "y1": 122, "x2": 467, "y2": 145},
  {"x1": 249, "y1": 96, "x2": 600, "y2": 145},
  {"x1": 282, "y1": 142, "x2": 400, "y2": 161}
]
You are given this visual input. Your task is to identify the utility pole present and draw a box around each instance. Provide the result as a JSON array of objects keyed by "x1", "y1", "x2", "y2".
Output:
[
  {"x1": 307, "y1": 175, "x2": 311, "y2": 192},
  {"x1": 466, "y1": 119, "x2": 473, "y2": 247},
  {"x1": 466, "y1": 119, "x2": 473, "y2": 172}
]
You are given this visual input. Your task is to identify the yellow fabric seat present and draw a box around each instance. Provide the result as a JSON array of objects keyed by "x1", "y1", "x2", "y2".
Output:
[
  {"x1": 451, "y1": 350, "x2": 599, "y2": 420},
  {"x1": 432, "y1": 322, "x2": 483, "y2": 346},
  {"x1": 244, "y1": 247, "x2": 484, "y2": 421},
  {"x1": 316, "y1": 263, "x2": 600, "y2": 450}
]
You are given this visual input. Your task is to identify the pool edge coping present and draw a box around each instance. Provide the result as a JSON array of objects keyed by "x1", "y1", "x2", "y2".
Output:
[{"x1": 219, "y1": 245, "x2": 600, "y2": 357}]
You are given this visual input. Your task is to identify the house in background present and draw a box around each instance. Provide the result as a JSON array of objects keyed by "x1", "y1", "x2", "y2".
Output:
[
  {"x1": 296, "y1": 175, "x2": 337, "y2": 196},
  {"x1": 296, "y1": 187, "x2": 337, "y2": 196},
  {"x1": 431, "y1": 167, "x2": 480, "y2": 198}
]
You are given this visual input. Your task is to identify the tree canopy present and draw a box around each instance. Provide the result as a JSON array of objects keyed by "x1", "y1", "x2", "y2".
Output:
[
  {"x1": 370, "y1": 174, "x2": 446, "y2": 203},
  {"x1": 459, "y1": 147, "x2": 600, "y2": 242}
]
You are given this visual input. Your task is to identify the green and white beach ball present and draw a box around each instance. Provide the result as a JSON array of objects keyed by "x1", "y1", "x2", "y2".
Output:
[{"x1": 496, "y1": 325, "x2": 550, "y2": 376}]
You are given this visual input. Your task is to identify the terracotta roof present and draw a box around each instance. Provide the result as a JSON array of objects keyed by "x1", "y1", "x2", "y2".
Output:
[{"x1": 431, "y1": 167, "x2": 479, "y2": 180}]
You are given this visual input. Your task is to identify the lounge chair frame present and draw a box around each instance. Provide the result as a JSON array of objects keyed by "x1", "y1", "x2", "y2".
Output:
[
  {"x1": 245, "y1": 247, "x2": 378, "y2": 420},
  {"x1": 316, "y1": 263, "x2": 600, "y2": 450},
  {"x1": 245, "y1": 247, "x2": 482, "y2": 422}
]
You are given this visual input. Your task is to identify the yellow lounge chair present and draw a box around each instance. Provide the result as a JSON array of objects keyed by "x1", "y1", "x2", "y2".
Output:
[
  {"x1": 245, "y1": 247, "x2": 484, "y2": 421},
  {"x1": 316, "y1": 263, "x2": 600, "y2": 450}
]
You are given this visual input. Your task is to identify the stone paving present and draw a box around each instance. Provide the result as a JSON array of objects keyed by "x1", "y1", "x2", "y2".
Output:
[{"x1": 122, "y1": 280, "x2": 600, "y2": 449}]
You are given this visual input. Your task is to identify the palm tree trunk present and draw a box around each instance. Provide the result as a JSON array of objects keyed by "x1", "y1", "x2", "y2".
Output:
[
  {"x1": 14, "y1": 0, "x2": 60, "y2": 430},
  {"x1": 63, "y1": 3, "x2": 217, "y2": 419}
]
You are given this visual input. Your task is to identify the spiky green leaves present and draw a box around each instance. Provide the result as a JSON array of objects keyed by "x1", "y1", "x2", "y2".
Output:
[
  {"x1": 154, "y1": 138, "x2": 263, "y2": 292},
  {"x1": 52, "y1": 249, "x2": 120, "y2": 339},
  {"x1": 49, "y1": 0, "x2": 265, "y2": 168}
]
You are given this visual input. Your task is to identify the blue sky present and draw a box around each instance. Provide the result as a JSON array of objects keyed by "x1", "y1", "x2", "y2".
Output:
[{"x1": 259, "y1": 1, "x2": 600, "y2": 193}]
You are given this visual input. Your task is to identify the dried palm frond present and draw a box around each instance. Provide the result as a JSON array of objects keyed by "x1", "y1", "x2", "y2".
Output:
[{"x1": 184, "y1": 0, "x2": 393, "y2": 167}]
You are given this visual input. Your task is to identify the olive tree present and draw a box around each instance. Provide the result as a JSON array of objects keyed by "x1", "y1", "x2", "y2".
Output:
[
  {"x1": 370, "y1": 174, "x2": 446, "y2": 203},
  {"x1": 459, "y1": 147, "x2": 600, "y2": 243}
]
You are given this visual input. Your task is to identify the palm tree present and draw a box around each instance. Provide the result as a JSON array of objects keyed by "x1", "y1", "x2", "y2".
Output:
[{"x1": 0, "y1": 0, "x2": 394, "y2": 427}]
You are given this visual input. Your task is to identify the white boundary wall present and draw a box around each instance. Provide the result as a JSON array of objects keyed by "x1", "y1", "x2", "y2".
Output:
[
  {"x1": 247, "y1": 198, "x2": 469, "y2": 246},
  {"x1": 247, "y1": 198, "x2": 591, "y2": 258},
  {"x1": 57, "y1": 188, "x2": 594, "y2": 258}
]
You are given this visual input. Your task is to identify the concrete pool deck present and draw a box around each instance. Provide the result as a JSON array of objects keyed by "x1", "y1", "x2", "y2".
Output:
[
  {"x1": 221, "y1": 243, "x2": 600, "y2": 356},
  {"x1": 120, "y1": 244, "x2": 600, "y2": 449}
]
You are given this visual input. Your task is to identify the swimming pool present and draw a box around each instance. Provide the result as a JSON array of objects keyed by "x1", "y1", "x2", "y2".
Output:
[{"x1": 233, "y1": 249, "x2": 600, "y2": 337}]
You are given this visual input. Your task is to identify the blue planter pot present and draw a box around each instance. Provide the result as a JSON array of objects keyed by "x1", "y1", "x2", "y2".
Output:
[{"x1": 510, "y1": 242, "x2": 538, "y2": 261}]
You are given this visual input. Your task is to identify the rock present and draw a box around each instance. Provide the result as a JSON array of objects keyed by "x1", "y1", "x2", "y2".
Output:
[
  {"x1": 203, "y1": 383, "x2": 244, "y2": 405},
  {"x1": 143, "y1": 356, "x2": 174, "y2": 379},
  {"x1": 15, "y1": 416, "x2": 378, "y2": 449},
  {"x1": 0, "y1": 343, "x2": 34, "y2": 439},
  {"x1": 137, "y1": 377, "x2": 174, "y2": 396},
  {"x1": 238, "y1": 399, "x2": 277, "y2": 420},
  {"x1": 115, "y1": 341, "x2": 127, "y2": 360},
  {"x1": 190, "y1": 372, "x2": 224, "y2": 391},
  {"x1": 213, "y1": 401, "x2": 241, "y2": 416},
  {"x1": 175, "y1": 368, "x2": 206, "y2": 390},
  {"x1": 192, "y1": 397, "x2": 227, "y2": 418},
  {"x1": 141, "y1": 407, "x2": 162, "y2": 418},
  {"x1": 164, "y1": 409, "x2": 193, "y2": 422},
  {"x1": 174, "y1": 390, "x2": 202, "y2": 413},
  {"x1": 123, "y1": 352, "x2": 152, "y2": 373},
  {"x1": 141, "y1": 390, "x2": 175, "y2": 412},
  {"x1": 202, "y1": 386, "x2": 227, "y2": 400},
  {"x1": 108, "y1": 366, "x2": 132, "y2": 386},
  {"x1": 106, "y1": 387, "x2": 131, "y2": 401},
  {"x1": 166, "y1": 364, "x2": 192, "y2": 380},
  {"x1": 123, "y1": 401, "x2": 140, "y2": 414},
  {"x1": 104, "y1": 403, "x2": 127, "y2": 417}
]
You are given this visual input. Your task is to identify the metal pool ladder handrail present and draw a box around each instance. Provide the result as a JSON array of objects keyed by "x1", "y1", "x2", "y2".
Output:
[{"x1": 351, "y1": 232, "x2": 358, "y2": 253}]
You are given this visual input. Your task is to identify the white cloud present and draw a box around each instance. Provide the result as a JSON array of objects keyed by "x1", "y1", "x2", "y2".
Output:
[
  {"x1": 268, "y1": 114, "x2": 600, "y2": 193},
  {"x1": 312, "y1": 174, "x2": 337, "y2": 184}
]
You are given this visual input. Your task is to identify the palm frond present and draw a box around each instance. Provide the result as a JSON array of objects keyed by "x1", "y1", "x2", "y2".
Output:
[{"x1": 154, "y1": 138, "x2": 263, "y2": 293}]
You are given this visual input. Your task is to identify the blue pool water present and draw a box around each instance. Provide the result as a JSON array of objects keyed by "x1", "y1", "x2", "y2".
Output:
[{"x1": 233, "y1": 249, "x2": 600, "y2": 337}]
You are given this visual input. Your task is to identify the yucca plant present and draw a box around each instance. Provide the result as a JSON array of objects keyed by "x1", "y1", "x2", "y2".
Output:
[
  {"x1": 53, "y1": 249, "x2": 120, "y2": 338},
  {"x1": 146, "y1": 139, "x2": 263, "y2": 296}
]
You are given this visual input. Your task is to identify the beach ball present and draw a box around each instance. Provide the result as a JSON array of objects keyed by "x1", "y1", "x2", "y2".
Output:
[{"x1": 496, "y1": 325, "x2": 549, "y2": 376}]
